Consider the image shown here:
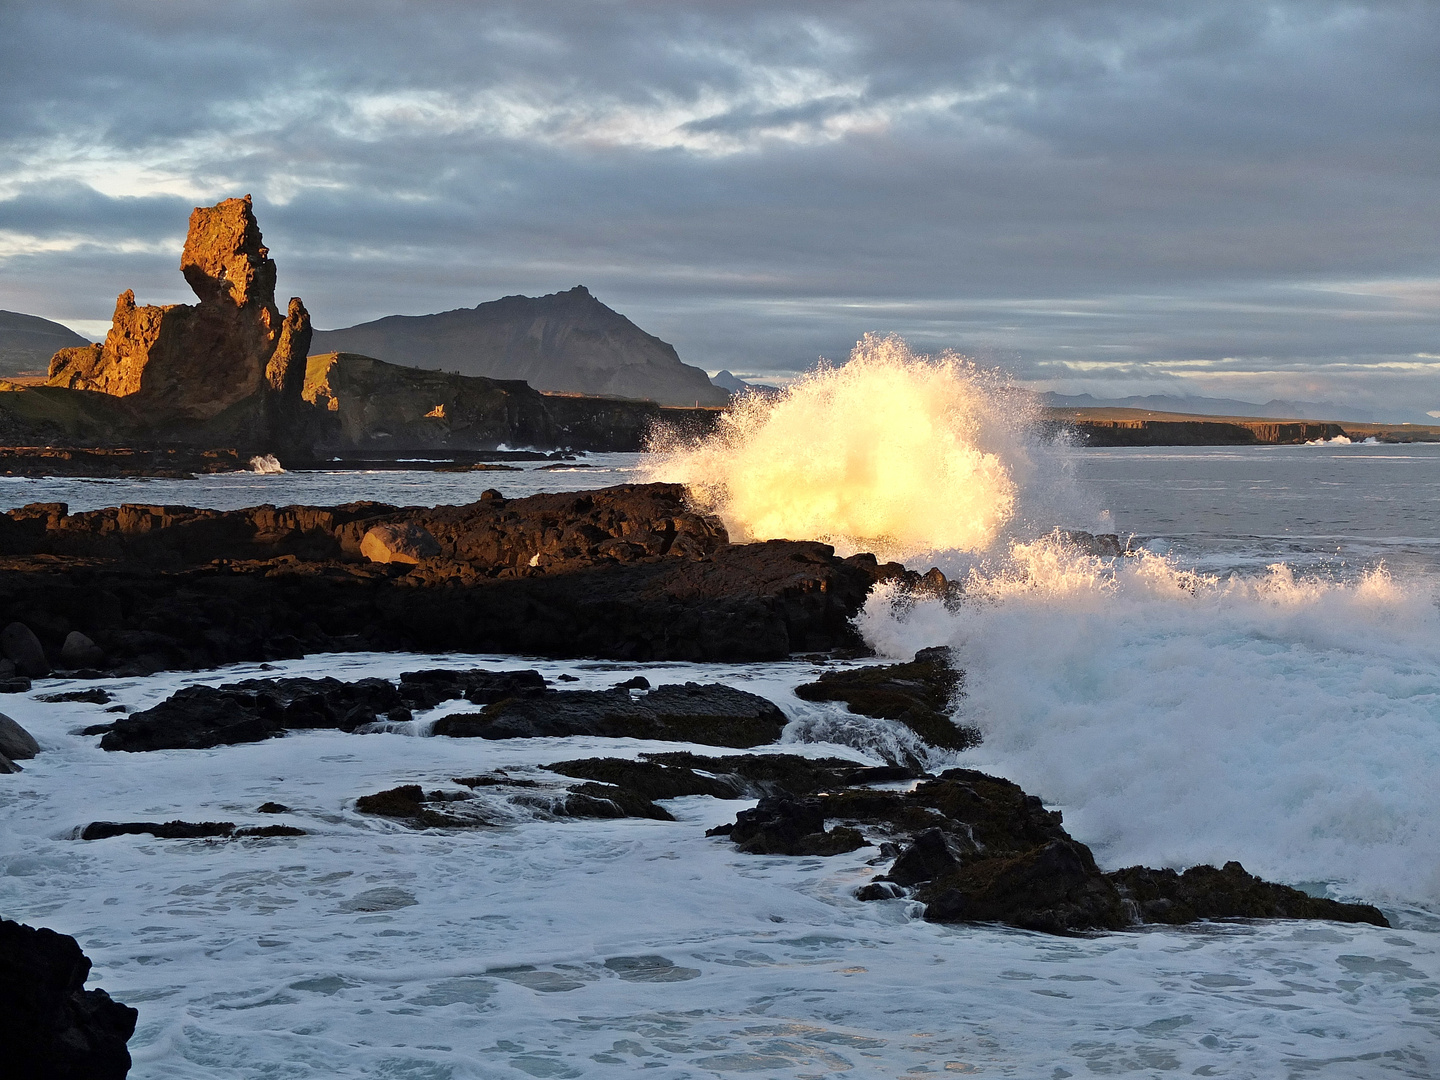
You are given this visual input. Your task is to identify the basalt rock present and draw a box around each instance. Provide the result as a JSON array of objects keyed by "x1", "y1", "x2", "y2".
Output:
[
  {"x1": 93, "y1": 668, "x2": 552, "y2": 752},
  {"x1": 46, "y1": 195, "x2": 310, "y2": 446},
  {"x1": 432, "y1": 682, "x2": 788, "y2": 747},
  {"x1": 0, "y1": 484, "x2": 927, "y2": 673},
  {"x1": 794, "y1": 646, "x2": 974, "y2": 749},
  {"x1": 1108, "y1": 861, "x2": 1387, "y2": 927},
  {"x1": 720, "y1": 792, "x2": 867, "y2": 856},
  {"x1": 0, "y1": 918, "x2": 138, "y2": 1079}
]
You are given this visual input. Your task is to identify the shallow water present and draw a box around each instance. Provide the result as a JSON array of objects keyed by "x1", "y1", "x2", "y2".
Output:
[{"x1": 2, "y1": 654, "x2": 1437, "y2": 1079}]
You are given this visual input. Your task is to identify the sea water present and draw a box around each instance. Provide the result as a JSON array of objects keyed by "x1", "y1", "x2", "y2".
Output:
[{"x1": 2, "y1": 360, "x2": 1440, "y2": 1073}]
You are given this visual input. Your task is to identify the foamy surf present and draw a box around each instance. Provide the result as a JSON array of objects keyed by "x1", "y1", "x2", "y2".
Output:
[{"x1": 860, "y1": 538, "x2": 1440, "y2": 907}]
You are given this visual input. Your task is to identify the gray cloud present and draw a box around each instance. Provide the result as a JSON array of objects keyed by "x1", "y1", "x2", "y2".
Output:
[{"x1": 1, "y1": 0, "x2": 1437, "y2": 415}]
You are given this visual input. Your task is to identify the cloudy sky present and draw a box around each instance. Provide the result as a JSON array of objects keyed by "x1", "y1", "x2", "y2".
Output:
[{"x1": 1, "y1": 1, "x2": 1437, "y2": 416}]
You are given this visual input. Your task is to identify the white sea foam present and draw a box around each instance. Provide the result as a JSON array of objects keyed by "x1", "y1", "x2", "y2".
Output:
[
  {"x1": 2, "y1": 653, "x2": 1436, "y2": 1078},
  {"x1": 859, "y1": 540, "x2": 1440, "y2": 906}
]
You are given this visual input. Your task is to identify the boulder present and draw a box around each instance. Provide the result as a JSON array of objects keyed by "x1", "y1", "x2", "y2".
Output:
[
  {"x1": 46, "y1": 195, "x2": 311, "y2": 443},
  {"x1": 0, "y1": 918, "x2": 137, "y2": 1079},
  {"x1": 0, "y1": 752, "x2": 20, "y2": 774},
  {"x1": 432, "y1": 683, "x2": 788, "y2": 747},
  {"x1": 882, "y1": 827, "x2": 967, "y2": 887},
  {"x1": 721, "y1": 792, "x2": 866, "y2": 856},
  {"x1": 1, "y1": 621, "x2": 50, "y2": 677},
  {"x1": 0, "y1": 712, "x2": 40, "y2": 759},
  {"x1": 360, "y1": 522, "x2": 441, "y2": 565},
  {"x1": 60, "y1": 631, "x2": 105, "y2": 669}
]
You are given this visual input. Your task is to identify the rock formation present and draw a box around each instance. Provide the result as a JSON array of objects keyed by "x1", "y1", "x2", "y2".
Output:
[
  {"x1": 311, "y1": 285, "x2": 728, "y2": 407},
  {"x1": 0, "y1": 918, "x2": 138, "y2": 1078},
  {"x1": 47, "y1": 196, "x2": 310, "y2": 441}
]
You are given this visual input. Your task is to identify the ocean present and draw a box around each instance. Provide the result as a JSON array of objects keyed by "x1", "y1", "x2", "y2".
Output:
[{"x1": 1, "y1": 440, "x2": 1438, "y2": 1077}]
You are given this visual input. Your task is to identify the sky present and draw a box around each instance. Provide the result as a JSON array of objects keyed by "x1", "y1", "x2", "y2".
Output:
[{"x1": 1, "y1": 0, "x2": 1437, "y2": 417}]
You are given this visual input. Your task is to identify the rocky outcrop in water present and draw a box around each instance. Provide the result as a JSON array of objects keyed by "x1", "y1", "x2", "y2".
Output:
[
  {"x1": 0, "y1": 484, "x2": 904, "y2": 674},
  {"x1": 0, "y1": 918, "x2": 138, "y2": 1079},
  {"x1": 311, "y1": 285, "x2": 728, "y2": 407},
  {"x1": 432, "y1": 682, "x2": 788, "y2": 746},
  {"x1": 47, "y1": 196, "x2": 310, "y2": 445}
]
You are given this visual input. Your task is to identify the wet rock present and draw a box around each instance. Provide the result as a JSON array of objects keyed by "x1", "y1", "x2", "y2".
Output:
[
  {"x1": 854, "y1": 881, "x2": 906, "y2": 901},
  {"x1": 920, "y1": 840, "x2": 1129, "y2": 935},
  {"x1": 0, "y1": 752, "x2": 21, "y2": 774},
  {"x1": 99, "y1": 675, "x2": 404, "y2": 752},
  {"x1": 360, "y1": 522, "x2": 441, "y2": 565},
  {"x1": 0, "y1": 918, "x2": 137, "y2": 1080},
  {"x1": 256, "y1": 802, "x2": 290, "y2": 813},
  {"x1": 1108, "y1": 861, "x2": 1388, "y2": 927},
  {"x1": 546, "y1": 757, "x2": 740, "y2": 801},
  {"x1": 233, "y1": 824, "x2": 306, "y2": 838},
  {"x1": 0, "y1": 712, "x2": 41, "y2": 760},
  {"x1": 0, "y1": 677, "x2": 32, "y2": 694},
  {"x1": 432, "y1": 683, "x2": 787, "y2": 747},
  {"x1": 725, "y1": 793, "x2": 867, "y2": 856},
  {"x1": 552, "y1": 784, "x2": 674, "y2": 821},
  {"x1": 613, "y1": 675, "x2": 650, "y2": 690},
  {"x1": 60, "y1": 631, "x2": 105, "y2": 669},
  {"x1": 396, "y1": 668, "x2": 546, "y2": 710},
  {"x1": 354, "y1": 784, "x2": 484, "y2": 829},
  {"x1": 793, "y1": 647, "x2": 976, "y2": 749},
  {"x1": 81, "y1": 821, "x2": 236, "y2": 840},
  {"x1": 641, "y1": 751, "x2": 918, "y2": 796},
  {"x1": 882, "y1": 827, "x2": 967, "y2": 887},
  {"x1": 1, "y1": 621, "x2": 50, "y2": 678},
  {"x1": 38, "y1": 688, "x2": 111, "y2": 704}
]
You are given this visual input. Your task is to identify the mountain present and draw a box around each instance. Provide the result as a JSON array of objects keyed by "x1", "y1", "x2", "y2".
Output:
[
  {"x1": 312, "y1": 286, "x2": 729, "y2": 407},
  {"x1": 1039, "y1": 392, "x2": 1411, "y2": 423},
  {"x1": 0, "y1": 311, "x2": 91, "y2": 376},
  {"x1": 711, "y1": 369, "x2": 781, "y2": 399}
]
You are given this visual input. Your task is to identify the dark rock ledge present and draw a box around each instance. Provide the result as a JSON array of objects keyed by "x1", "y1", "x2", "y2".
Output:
[
  {"x1": 0, "y1": 918, "x2": 138, "y2": 1079},
  {"x1": 0, "y1": 483, "x2": 937, "y2": 675}
]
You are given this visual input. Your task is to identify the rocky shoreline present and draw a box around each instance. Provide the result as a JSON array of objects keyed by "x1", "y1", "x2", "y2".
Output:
[{"x1": 0, "y1": 483, "x2": 927, "y2": 676}]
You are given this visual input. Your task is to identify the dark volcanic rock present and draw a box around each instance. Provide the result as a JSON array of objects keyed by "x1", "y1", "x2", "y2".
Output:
[
  {"x1": 921, "y1": 839, "x2": 1129, "y2": 934},
  {"x1": 99, "y1": 675, "x2": 406, "y2": 751},
  {"x1": 882, "y1": 827, "x2": 967, "y2": 887},
  {"x1": 0, "y1": 711, "x2": 40, "y2": 759},
  {"x1": 722, "y1": 793, "x2": 866, "y2": 856},
  {"x1": 1108, "y1": 861, "x2": 1388, "y2": 927},
  {"x1": 2, "y1": 620, "x2": 51, "y2": 677},
  {"x1": 81, "y1": 820, "x2": 236, "y2": 840},
  {"x1": 396, "y1": 668, "x2": 546, "y2": 710},
  {"x1": 0, "y1": 484, "x2": 897, "y2": 672},
  {"x1": 794, "y1": 647, "x2": 975, "y2": 749},
  {"x1": 546, "y1": 757, "x2": 740, "y2": 800},
  {"x1": 0, "y1": 918, "x2": 137, "y2": 1080},
  {"x1": 432, "y1": 683, "x2": 787, "y2": 747}
]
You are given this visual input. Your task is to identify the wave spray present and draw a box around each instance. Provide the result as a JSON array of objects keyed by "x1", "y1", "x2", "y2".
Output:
[{"x1": 648, "y1": 334, "x2": 1042, "y2": 561}]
